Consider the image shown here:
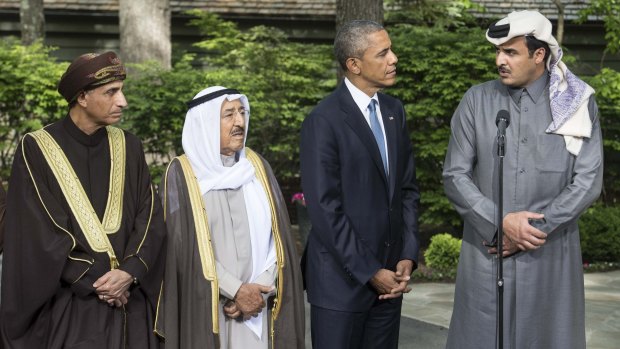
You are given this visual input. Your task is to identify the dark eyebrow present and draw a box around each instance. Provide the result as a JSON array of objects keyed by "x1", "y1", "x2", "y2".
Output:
[
  {"x1": 496, "y1": 46, "x2": 518, "y2": 54},
  {"x1": 377, "y1": 47, "x2": 390, "y2": 56}
]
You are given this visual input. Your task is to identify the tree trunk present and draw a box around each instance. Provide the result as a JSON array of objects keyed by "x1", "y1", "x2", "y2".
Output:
[
  {"x1": 552, "y1": 0, "x2": 565, "y2": 46},
  {"x1": 20, "y1": 0, "x2": 44, "y2": 45},
  {"x1": 119, "y1": 0, "x2": 171, "y2": 69},
  {"x1": 335, "y1": 0, "x2": 384, "y2": 80},
  {"x1": 336, "y1": 0, "x2": 384, "y2": 32}
]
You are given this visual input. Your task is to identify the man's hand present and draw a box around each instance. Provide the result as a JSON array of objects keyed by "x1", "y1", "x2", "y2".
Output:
[
  {"x1": 393, "y1": 259, "x2": 413, "y2": 292},
  {"x1": 99, "y1": 290, "x2": 130, "y2": 307},
  {"x1": 377, "y1": 260, "x2": 414, "y2": 300},
  {"x1": 486, "y1": 236, "x2": 520, "y2": 257},
  {"x1": 94, "y1": 269, "x2": 133, "y2": 303},
  {"x1": 370, "y1": 269, "x2": 402, "y2": 299},
  {"x1": 503, "y1": 211, "x2": 547, "y2": 251},
  {"x1": 224, "y1": 300, "x2": 242, "y2": 319},
  {"x1": 233, "y1": 283, "x2": 273, "y2": 318}
]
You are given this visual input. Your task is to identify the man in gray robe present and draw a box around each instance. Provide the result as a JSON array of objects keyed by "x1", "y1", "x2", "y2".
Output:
[
  {"x1": 156, "y1": 86, "x2": 305, "y2": 348},
  {"x1": 443, "y1": 10, "x2": 603, "y2": 349}
]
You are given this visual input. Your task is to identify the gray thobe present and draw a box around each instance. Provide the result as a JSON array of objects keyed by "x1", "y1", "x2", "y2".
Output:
[
  {"x1": 205, "y1": 154, "x2": 276, "y2": 349},
  {"x1": 443, "y1": 73, "x2": 603, "y2": 349}
]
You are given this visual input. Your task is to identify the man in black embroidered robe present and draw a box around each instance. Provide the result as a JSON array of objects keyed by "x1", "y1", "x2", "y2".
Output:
[{"x1": 0, "y1": 52, "x2": 166, "y2": 349}]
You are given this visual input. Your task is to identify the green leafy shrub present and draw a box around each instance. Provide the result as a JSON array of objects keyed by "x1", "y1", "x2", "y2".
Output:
[
  {"x1": 424, "y1": 233, "x2": 462, "y2": 271},
  {"x1": 585, "y1": 68, "x2": 620, "y2": 204},
  {"x1": 0, "y1": 38, "x2": 68, "y2": 178},
  {"x1": 579, "y1": 204, "x2": 620, "y2": 263},
  {"x1": 121, "y1": 54, "x2": 207, "y2": 181},
  {"x1": 123, "y1": 11, "x2": 335, "y2": 186},
  {"x1": 388, "y1": 24, "x2": 496, "y2": 233}
]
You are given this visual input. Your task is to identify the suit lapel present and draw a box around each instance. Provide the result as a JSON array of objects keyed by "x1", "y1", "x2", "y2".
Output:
[
  {"x1": 340, "y1": 85, "x2": 389, "y2": 187},
  {"x1": 379, "y1": 94, "x2": 398, "y2": 201}
]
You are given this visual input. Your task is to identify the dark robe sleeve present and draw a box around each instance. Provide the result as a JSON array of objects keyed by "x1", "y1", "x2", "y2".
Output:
[
  {"x1": 1, "y1": 136, "x2": 94, "y2": 343},
  {"x1": 258, "y1": 154, "x2": 306, "y2": 349},
  {"x1": 115, "y1": 134, "x2": 166, "y2": 318},
  {"x1": 155, "y1": 159, "x2": 218, "y2": 348},
  {"x1": 117, "y1": 135, "x2": 166, "y2": 286},
  {"x1": 0, "y1": 178, "x2": 6, "y2": 252}
]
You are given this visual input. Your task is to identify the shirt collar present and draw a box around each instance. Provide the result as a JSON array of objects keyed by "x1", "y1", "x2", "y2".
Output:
[
  {"x1": 62, "y1": 115, "x2": 107, "y2": 146},
  {"x1": 344, "y1": 77, "x2": 378, "y2": 114},
  {"x1": 507, "y1": 70, "x2": 549, "y2": 105},
  {"x1": 525, "y1": 70, "x2": 549, "y2": 103}
]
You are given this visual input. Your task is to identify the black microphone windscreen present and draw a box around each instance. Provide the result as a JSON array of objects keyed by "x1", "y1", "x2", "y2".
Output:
[{"x1": 495, "y1": 110, "x2": 510, "y2": 127}]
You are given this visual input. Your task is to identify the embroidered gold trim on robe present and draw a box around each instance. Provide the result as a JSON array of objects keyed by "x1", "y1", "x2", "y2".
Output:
[
  {"x1": 177, "y1": 154, "x2": 220, "y2": 334},
  {"x1": 29, "y1": 126, "x2": 126, "y2": 269},
  {"x1": 21, "y1": 136, "x2": 93, "y2": 269},
  {"x1": 175, "y1": 149, "x2": 286, "y2": 340},
  {"x1": 245, "y1": 148, "x2": 286, "y2": 348},
  {"x1": 245, "y1": 149, "x2": 285, "y2": 310}
]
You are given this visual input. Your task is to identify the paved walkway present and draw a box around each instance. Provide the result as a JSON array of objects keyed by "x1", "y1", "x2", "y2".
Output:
[
  {"x1": 399, "y1": 270, "x2": 620, "y2": 348},
  {"x1": 303, "y1": 270, "x2": 620, "y2": 348}
]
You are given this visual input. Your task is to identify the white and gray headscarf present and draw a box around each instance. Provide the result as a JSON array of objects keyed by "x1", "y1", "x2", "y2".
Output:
[
  {"x1": 183, "y1": 86, "x2": 275, "y2": 337},
  {"x1": 486, "y1": 10, "x2": 595, "y2": 155}
]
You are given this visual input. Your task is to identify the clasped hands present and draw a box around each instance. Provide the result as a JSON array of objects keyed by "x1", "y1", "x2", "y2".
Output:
[
  {"x1": 370, "y1": 259, "x2": 414, "y2": 300},
  {"x1": 486, "y1": 211, "x2": 547, "y2": 257},
  {"x1": 93, "y1": 269, "x2": 133, "y2": 308},
  {"x1": 224, "y1": 283, "x2": 275, "y2": 321}
]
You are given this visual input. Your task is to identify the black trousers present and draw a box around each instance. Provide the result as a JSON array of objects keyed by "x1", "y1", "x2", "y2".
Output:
[{"x1": 310, "y1": 298, "x2": 402, "y2": 349}]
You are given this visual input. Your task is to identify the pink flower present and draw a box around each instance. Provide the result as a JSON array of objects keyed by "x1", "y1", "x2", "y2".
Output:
[{"x1": 291, "y1": 192, "x2": 306, "y2": 206}]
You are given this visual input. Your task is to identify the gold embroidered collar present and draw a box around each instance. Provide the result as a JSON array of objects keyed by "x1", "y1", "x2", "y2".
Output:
[{"x1": 29, "y1": 126, "x2": 126, "y2": 269}]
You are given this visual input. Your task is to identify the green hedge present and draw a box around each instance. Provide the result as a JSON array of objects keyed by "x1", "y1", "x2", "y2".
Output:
[
  {"x1": 388, "y1": 24, "x2": 497, "y2": 231},
  {"x1": 579, "y1": 204, "x2": 620, "y2": 263},
  {"x1": 424, "y1": 233, "x2": 461, "y2": 270},
  {"x1": 0, "y1": 38, "x2": 68, "y2": 179},
  {"x1": 122, "y1": 11, "x2": 335, "y2": 185}
]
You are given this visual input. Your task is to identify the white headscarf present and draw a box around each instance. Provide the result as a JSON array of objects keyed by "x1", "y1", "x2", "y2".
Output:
[
  {"x1": 486, "y1": 10, "x2": 595, "y2": 155},
  {"x1": 183, "y1": 86, "x2": 276, "y2": 338}
]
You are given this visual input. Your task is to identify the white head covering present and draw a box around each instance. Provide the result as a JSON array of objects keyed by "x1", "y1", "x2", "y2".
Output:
[
  {"x1": 486, "y1": 10, "x2": 595, "y2": 155},
  {"x1": 183, "y1": 86, "x2": 275, "y2": 338}
]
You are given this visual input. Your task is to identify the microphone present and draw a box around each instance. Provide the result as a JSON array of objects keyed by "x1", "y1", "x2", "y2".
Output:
[
  {"x1": 495, "y1": 110, "x2": 510, "y2": 135},
  {"x1": 496, "y1": 110, "x2": 510, "y2": 157}
]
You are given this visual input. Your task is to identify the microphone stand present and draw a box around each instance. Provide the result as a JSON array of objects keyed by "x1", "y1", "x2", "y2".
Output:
[{"x1": 496, "y1": 129, "x2": 506, "y2": 349}]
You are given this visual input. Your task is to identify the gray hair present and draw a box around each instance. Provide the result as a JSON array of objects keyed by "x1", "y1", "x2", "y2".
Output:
[{"x1": 334, "y1": 20, "x2": 385, "y2": 71}]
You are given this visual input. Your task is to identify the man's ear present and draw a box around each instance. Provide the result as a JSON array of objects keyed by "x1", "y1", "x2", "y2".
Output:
[
  {"x1": 535, "y1": 47, "x2": 546, "y2": 65},
  {"x1": 76, "y1": 91, "x2": 88, "y2": 108},
  {"x1": 345, "y1": 57, "x2": 361, "y2": 75}
]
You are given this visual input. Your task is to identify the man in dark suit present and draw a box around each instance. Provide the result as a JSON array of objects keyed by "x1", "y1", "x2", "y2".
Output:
[{"x1": 300, "y1": 20, "x2": 420, "y2": 349}]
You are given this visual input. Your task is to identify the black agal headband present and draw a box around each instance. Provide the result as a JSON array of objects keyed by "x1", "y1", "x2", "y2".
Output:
[{"x1": 186, "y1": 89, "x2": 241, "y2": 110}]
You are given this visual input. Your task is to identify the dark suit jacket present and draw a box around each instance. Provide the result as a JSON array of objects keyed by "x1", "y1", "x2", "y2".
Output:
[{"x1": 300, "y1": 82, "x2": 420, "y2": 312}]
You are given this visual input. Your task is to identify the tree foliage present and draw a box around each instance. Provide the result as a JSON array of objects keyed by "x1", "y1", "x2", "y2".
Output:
[
  {"x1": 385, "y1": 0, "x2": 482, "y2": 28},
  {"x1": 1, "y1": 12, "x2": 620, "y2": 258},
  {"x1": 578, "y1": 0, "x2": 620, "y2": 57},
  {"x1": 120, "y1": 55, "x2": 205, "y2": 180},
  {"x1": 388, "y1": 24, "x2": 496, "y2": 232},
  {"x1": 585, "y1": 68, "x2": 620, "y2": 203},
  {"x1": 0, "y1": 38, "x2": 68, "y2": 178},
  {"x1": 123, "y1": 11, "x2": 335, "y2": 184}
]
